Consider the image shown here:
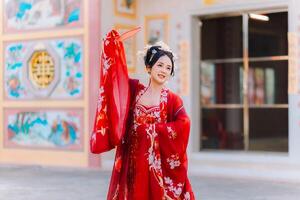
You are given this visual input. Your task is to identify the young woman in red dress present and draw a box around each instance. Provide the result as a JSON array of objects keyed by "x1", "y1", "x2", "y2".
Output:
[{"x1": 91, "y1": 29, "x2": 195, "y2": 200}]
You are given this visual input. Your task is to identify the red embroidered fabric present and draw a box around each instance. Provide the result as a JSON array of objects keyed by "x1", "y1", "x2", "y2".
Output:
[
  {"x1": 106, "y1": 84, "x2": 195, "y2": 200},
  {"x1": 90, "y1": 30, "x2": 130, "y2": 154},
  {"x1": 90, "y1": 29, "x2": 195, "y2": 199}
]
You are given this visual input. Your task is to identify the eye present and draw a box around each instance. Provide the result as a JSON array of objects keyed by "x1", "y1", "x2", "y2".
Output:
[
  {"x1": 157, "y1": 64, "x2": 163, "y2": 67},
  {"x1": 166, "y1": 66, "x2": 171, "y2": 71}
]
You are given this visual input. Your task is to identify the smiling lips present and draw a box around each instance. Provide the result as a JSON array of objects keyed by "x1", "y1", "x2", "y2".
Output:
[{"x1": 158, "y1": 74, "x2": 166, "y2": 79}]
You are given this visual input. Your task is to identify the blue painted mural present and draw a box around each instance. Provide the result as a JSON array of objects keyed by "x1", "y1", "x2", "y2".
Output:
[
  {"x1": 4, "y1": 0, "x2": 82, "y2": 31},
  {"x1": 56, "y1": 41, "x2": 83, "y2": 96},
  {"x1": 6, "y1": 110, "x2": 82, "y2": 148}
]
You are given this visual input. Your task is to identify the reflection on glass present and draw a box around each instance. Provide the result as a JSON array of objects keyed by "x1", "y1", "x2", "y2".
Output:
[
  {"x1": 249, "y1": 108, "x2": 288, "y2": 152},
  {"x1": 201, "y1": 109, "x2": 244, "y2": 150},
  {"x1": 201, "y1": 62, "x2": 243, "y2": 104},
  {"x1": 200, "y1": 12, "x2": 288, "y2": 153},
  {"x1": 201, "y1": 16, "x2": 243, "y2": 59},
  {"x1": 249, "y1": 12, "x2": 287, "y2": 57},
  {"x1": 248, "y1": 61, "x2": 288, "y2": 105}
]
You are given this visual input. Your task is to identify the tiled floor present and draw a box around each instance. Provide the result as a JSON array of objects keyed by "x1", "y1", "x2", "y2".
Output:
[{"x1": 1, "y1": 165, "x2": 300, "y2": 200}]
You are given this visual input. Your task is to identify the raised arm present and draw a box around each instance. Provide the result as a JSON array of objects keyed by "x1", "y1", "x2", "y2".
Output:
[
  {"x1": 91, "y1": 30, "x2": 131, "y2": 154},
  {"x1": 90, "y1": 28, "x2": 141, "y2": 154}
]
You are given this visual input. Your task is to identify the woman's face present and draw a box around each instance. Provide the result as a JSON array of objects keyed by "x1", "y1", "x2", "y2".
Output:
[{"x1": 148, "y1": 55, "x2": 172, "y2": 85}]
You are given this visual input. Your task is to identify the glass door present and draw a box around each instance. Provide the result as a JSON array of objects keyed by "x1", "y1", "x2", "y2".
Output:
[{"x1": 200, "y1": 11, "x2": 288, "y2": 152}]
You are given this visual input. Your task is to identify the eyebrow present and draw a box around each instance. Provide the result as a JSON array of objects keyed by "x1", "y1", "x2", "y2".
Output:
[{"x1": 157, "y1": 62, "x2": 171, "y2": 67}]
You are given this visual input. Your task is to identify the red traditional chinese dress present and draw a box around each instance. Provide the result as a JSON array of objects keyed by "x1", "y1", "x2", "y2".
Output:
[{"x1": 90, "y1": 29, "x2": 195, "y2": 200}]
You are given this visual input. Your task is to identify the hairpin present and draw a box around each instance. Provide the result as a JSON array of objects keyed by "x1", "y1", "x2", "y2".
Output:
[{"x1": 149, "y1": 49, "x2": 157, "y2": 62}]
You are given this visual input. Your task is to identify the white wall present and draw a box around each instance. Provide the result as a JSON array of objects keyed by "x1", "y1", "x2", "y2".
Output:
[{"x1": 288, "y1": 0, "x2": 300, "y2": 163}]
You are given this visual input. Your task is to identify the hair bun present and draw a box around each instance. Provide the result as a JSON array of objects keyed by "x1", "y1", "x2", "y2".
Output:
[
  {"x1": 137, "y1": 41, "x2": 176, "y2": 76},
  {"x1": 137, "y1": 41, "x2": 176, "y2": 62}
]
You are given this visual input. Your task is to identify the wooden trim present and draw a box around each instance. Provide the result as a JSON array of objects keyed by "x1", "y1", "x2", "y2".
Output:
[
  {"x1": 2, "y1": 100, "x2": 86, "y2": 108},
  {"x1": 201, "y1": 104, "x2": 289, "y2": 109},
  {"x1": 202, "y1": 56, "x2": 289, "y2": 64},
  {"x1": 243, "y1": 13, "x2": 250, "y2": 151},
  {"x1": 0, "y1": 149, "x2": 87, "y2": 167},
  {"x1": 0, "y1": 0, "x2": 3, "y2": 150},
  {"x1": 2, "y1": 29, "x2": 84, "y2": 42},
  {"x1": 83, "y1": 0, "x2": 89, "y2": 163},
  {"x1": 202, "y1": 104, "x2": 244, "y2": 109},
  {"x1": 249, "y1": 104, "x2": 288, "y2": 109}
]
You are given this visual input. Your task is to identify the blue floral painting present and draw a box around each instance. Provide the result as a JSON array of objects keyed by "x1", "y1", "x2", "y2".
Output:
[
  {"x1": 5, "y1": 44, "x2": 26, "y2": 98},
  {"x1": 4, "y1": 0, "x2": 82, "y2": 31},
  {"x1": 56, "y1": 41, "x2": 83, "y2": 96},
  {"x1": 6, "y1": 110, "x2": 82, "y2": 149}
]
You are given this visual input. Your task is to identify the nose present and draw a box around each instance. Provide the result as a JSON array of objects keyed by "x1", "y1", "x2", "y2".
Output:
[{"x1": 161, "y1": 67, "x2": 169, "y2": 74}]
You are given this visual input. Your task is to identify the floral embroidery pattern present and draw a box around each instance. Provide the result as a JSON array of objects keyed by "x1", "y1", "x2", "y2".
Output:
[
  {"x1": 104, "y1": 38, "x2": 110, "y2": 46},
  {"x1": 159, "y1": 88, "x2": 168, "y2": 122},
  {"x1": 153, "y1": 110, "x2": 160, "y2": 119},
  {"x1": 167, "y1": 126, "x2": 177, "y2": 139},
  {"x1": 94, "y1": 29, "x2": 195, "y2": 199},
  {"x1": 161, "y1": 89, "x2": 168, "y2": 103},
  {"x1": 167, "y1": 154, "x2": 181, "y2": 169},
  {"x1": 95, "y1": 85, "x2": 108, "y2": 134},
  {"x1": 184, "y1": 192, "x2": 191, "y2": 200},
  {"x1": 143, "y1": 88, "x2": 169, "y2": 175},
  {"x1": 97, "y1": 86, "x2": 104, "y2": 112},
  {"x1": 96, "y1": 126, "x2": 106, "y2": 136},
  {"x1": 146, "y1": 124, "x2": 162, "y2": 174},
  {"x1": 135, "y1": 105, "x2": 160, "y2": 125},
  {"x1": 164, "y1": 176, "x2": 183, "y2": 198},
  {"x1": 132, "y1": 86, "x2": 193, "y2": 198},
  {"x1": 102, "y1": 51, "x2": 112, "y2": 76},
  {"x1": 93, "y1": 40, "x2": 114, "y2": 138}
]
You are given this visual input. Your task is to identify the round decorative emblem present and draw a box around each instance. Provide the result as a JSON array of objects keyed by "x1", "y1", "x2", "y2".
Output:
[{"x1": 29, "y1": 51, "x2": 55, "y2": 89}]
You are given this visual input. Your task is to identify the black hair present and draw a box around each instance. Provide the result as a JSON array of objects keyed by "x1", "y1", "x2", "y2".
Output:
[{"x1": 144, "y1": 46, "x2": 175, "y2": 76}]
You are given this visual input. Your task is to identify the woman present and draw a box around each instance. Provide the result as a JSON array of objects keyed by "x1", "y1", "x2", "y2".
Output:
[{"x1": 91, "y1": 29, "x2": 195, "y2": 200}]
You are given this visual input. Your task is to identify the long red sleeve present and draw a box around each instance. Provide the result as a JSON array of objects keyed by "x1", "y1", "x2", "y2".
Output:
[{"x1": 90, "y1": 30, "x2": 130, "y2": 154}]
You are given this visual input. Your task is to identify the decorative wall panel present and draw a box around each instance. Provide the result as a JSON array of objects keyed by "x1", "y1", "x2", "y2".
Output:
[
  {"x1": 4, "y1": 109, "x2": 83, "y2": 150},
  {"x1": 4, "y1": 38, "x2": 84, "y2": 99},
  {"x1": 4, "y1": 0, "x2": 82, "y2": 32}
]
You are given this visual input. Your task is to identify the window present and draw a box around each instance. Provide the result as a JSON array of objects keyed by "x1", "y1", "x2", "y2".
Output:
[{"x1": 200, "y1": 11, "x2": 288, "y2": 152}]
